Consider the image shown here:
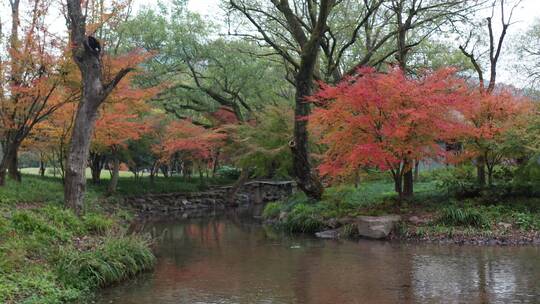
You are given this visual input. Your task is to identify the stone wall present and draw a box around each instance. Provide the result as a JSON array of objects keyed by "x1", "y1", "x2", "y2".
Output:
[{"x1": 125, "y1": 180, "x2": 295, "y2": 214}]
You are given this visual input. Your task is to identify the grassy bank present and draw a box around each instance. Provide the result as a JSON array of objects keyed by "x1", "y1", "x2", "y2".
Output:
[
  {"x1": 263, "y1": 175, "x2": 540, "y2": 244},
  {"x1": 0, "y1": 176, "x2": 157, "y2": 303}
]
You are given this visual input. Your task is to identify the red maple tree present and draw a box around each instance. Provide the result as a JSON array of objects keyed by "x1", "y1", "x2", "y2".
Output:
[{"x1": 309, "y1": 67, "x2": 470, "y2": 198}]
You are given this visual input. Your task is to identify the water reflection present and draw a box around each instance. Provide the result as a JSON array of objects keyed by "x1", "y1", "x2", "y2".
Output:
[{"x1": 98, "y1": 213, "x2": 540, "y2": 304}]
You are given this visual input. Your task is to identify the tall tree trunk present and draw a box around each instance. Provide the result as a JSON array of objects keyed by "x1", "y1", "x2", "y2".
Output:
[
  {"x1": 477, "y1": 155, "x2": 486, "y2": 186},
  {"x1": 0, "y1": 141, "x2": 21, "y2": 185},
  {"x1": 89, "y1": 152, "x2": 104, "y2": 184},
  {"x1": 64, "y1": 0, "x2": 133, "y2": 214},
  {"x1": 0, "y1": 161, "x2": 7, "y2": 186},
  {"x1": 403, "y1": 168, "x2": 414, "y2": 200},
  {"x1": 7, "y1": 145, "x2": 20, "y2": 182},
  {"x1": 161, "y1": 165, "x2": 169, "y2": 178},
  {"x1": 64, "y1": 103, "x2": 98, "y2": 214},
  {"x1": 150, "y1": 160, "x2": 158, "y2": 184},
  {"x1": 39, "y1": 155, "x2": 46, "y2": 177},
  {"x1": 487, "y1": 165, "x2": 494, "y2": 186},
  {"x1": 414, "y1": 160, "x2": 420, "y2": 181},
  {"x1": 285, "y1": 0, "x2": 334, "y2": 202},
  {"x1": 394, "y1": 173, "x2": 403, "y2": 199},
  {"x1": 212, "y1": 149, "x2": 220, "y2": 177},
  {"x1": 107, "y1": 156, "x2": 120, "y2": 195},
  {"x1": 354, "y1": 169, "x2": 361, "y2": 188}
]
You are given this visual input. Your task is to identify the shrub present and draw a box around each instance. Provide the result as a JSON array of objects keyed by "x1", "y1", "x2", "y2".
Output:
[
  {"x1": 512, "y1": 212, "x2": 540, "y2": 230},
  {"x1": 437, "y1": 205, "x2": 490, "y2": 228},
  {"x1": 433, "y1": 166, "x2": 479, "y2": 197},
  {"x1": 262, "y1": 202, "x2": 282, "y2": 219},
  {"x1": 215, "y1": 165, "x2": 241, "y2": 180}
]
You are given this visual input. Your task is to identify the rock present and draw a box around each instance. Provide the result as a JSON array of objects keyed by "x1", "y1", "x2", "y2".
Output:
[
  {"x1": 497, "y1": 222, "x2": 512, "y2": 229},
  {"x1": 408, "y1": 215, "x2": 429, "y2": 225},
  {"x1": 315, "y1": 229, "x2": 340, "y2": 239},
  {"x1": 338, "y1": 217, "x2": 356, "y2": 225},
  {"x1": 327, "y1": 218, "x2": 339, "y2": 228},
  {"x1": 279, "y1": 211, "x2": 288, "y2": 221},
  {"x1": 408, "y1": 216, "x2": 420, "y2": 223},
  {"x1": 356, "y1": 215, "x2": 401, "y2": 239}
]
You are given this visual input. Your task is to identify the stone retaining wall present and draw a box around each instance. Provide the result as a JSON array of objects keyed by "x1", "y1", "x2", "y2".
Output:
[{"x1": 125, "y1": 180, "x2": 295, "y2": 214}]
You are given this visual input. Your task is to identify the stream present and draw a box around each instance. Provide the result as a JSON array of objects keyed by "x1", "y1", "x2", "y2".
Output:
[{"x1": 97, "y1": 208, "x2": 540, "y2": 304}]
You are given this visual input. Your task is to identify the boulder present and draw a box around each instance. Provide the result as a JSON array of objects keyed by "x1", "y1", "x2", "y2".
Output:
[
  {"x1": 497, "y1": 222, "x2": 512, "y2": 229},
  {"x1": 408, "y1": 215, "x2": 430, "y2": 225},
  {"x1": 356, "y1": 215, "x2": 401, "y2": 239},
  {"x1": 315, "y1": 229, "x2": 340, "y2": 239}
]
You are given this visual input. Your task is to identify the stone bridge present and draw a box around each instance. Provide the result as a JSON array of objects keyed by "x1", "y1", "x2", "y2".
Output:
[{"x1": 125, "y1": 180, "x2": 295, "y2": 214}]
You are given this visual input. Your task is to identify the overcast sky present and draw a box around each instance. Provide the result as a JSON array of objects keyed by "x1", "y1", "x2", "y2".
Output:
[{"x1": 1, "y1": 0, "x2": 539, "y2": 86}]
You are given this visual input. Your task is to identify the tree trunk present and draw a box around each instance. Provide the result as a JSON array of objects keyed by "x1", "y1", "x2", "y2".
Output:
[
  {"x1": 287, "y1": 1, "x2": 334, "y2": 202},
  {"x1": 89, "y1": 152, "x2": 104, "y2": 184},
  {"x1": 476, "y1": 155, "x2": 486, "y2": 186},
  {"x1": 107, "y1": 156, "x2": 120, "y2": 195},
  {"x1": 487, "y1": 165, "x2": 494, "y2": 186},
  {"x1": 150, "y1": 161, "x2": 158, "y2": 183},
  {"x1": 394, "y1": 174, "x2": 403, "y2": 199},
  {"x1": 0, "y1": 162, "x2": 7, "y2": 186},
  {"x1": 64, "y1": 102, "x2": 98, "y2": 214},
  {"x1": 354, "y1": 169, "x2": 361, "y2": 188},
  {"x1": 64, "y1": 0, "x2": 133, "y2": 214},
  {"x1": 7, "y1": 147, "x2": 21, "y2": 182},
  {"x1": 161, "y1": 165, "x2": 169, "y2": 178},
  {"x1": 414, "y1": 160, "x2": 420, "y2": 181},
  {"x1": 39, "y1": 156, "x2": 46, "y2": 177},
  {"x1": 0, "y1": 142, "x2": 21, "y2": 185},
  {"x1": 212, "y1": 149, "x2": 220, "y2": 177},
  {"x1": 403, "y1": 168, "x2": 414, "y2": 199}
]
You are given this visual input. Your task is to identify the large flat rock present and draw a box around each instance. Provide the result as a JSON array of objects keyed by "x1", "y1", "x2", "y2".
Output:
[{"x1": 356, "y1": 215, "x2": 401, "y2": 239}]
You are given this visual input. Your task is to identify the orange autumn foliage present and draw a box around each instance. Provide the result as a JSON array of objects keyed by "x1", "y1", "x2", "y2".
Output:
[
  {"x1": 158, "y1": 120, "x2": 227, "y2": 162},
  {"x1": 309, "y1": 67, "x2": 471, "y2": 181}
]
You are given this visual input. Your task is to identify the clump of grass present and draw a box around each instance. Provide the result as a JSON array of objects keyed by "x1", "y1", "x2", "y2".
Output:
[
  {"x1": 11, "y1": 210, "x2": 72, "y2": 241},
  {"x1": 262, "y1": 201, "x2": 282, "y2": 219},
  {"x1": 437, "y1": 205, "x2": 490, "y2": 228},
  {"x1": 282, "y1": 203, "x2": 324, "y2": 233},
  {"x1": 83, "y1": 213, "x2": 114, "y2": 235},
  {"x1": 56, "y1": 236, "x2": 155, "y2": 289},
  {"x1": 341, "y1": 223, "x2": 358, "y2": 238}
]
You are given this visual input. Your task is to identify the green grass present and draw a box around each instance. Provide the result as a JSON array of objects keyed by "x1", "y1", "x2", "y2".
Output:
[
  {"x1": 0, "y1": 176, "x2": 64, "y2": 205},
  {"x1": 89, "y1": 175, "x2": 233, "y2": 196},
  {"x1": 20, "y1": 167, "x2": 140, "y2": 179},
  {"x1": 0, "y1": 176, "x2": 155, "y2": 303},
  {"x1": 437, "y1": 205, "x2": 490, "y2": 228},
  {"x1": 19, "y1": 167, "x2": 235, "y2": 197}
]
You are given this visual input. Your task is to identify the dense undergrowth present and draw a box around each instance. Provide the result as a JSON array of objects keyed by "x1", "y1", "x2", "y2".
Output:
[
  {"x1": 0, "y1": 175, "x2": 157, "y2": 303},
  {"x1": 263, "y1": 167, "x2": 540, "y2": 240}
]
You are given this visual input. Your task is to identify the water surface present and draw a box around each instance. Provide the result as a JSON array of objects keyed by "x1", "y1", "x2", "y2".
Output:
[{"x1": 98, "y1": 211, "x2": 540, "y2": 304}]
